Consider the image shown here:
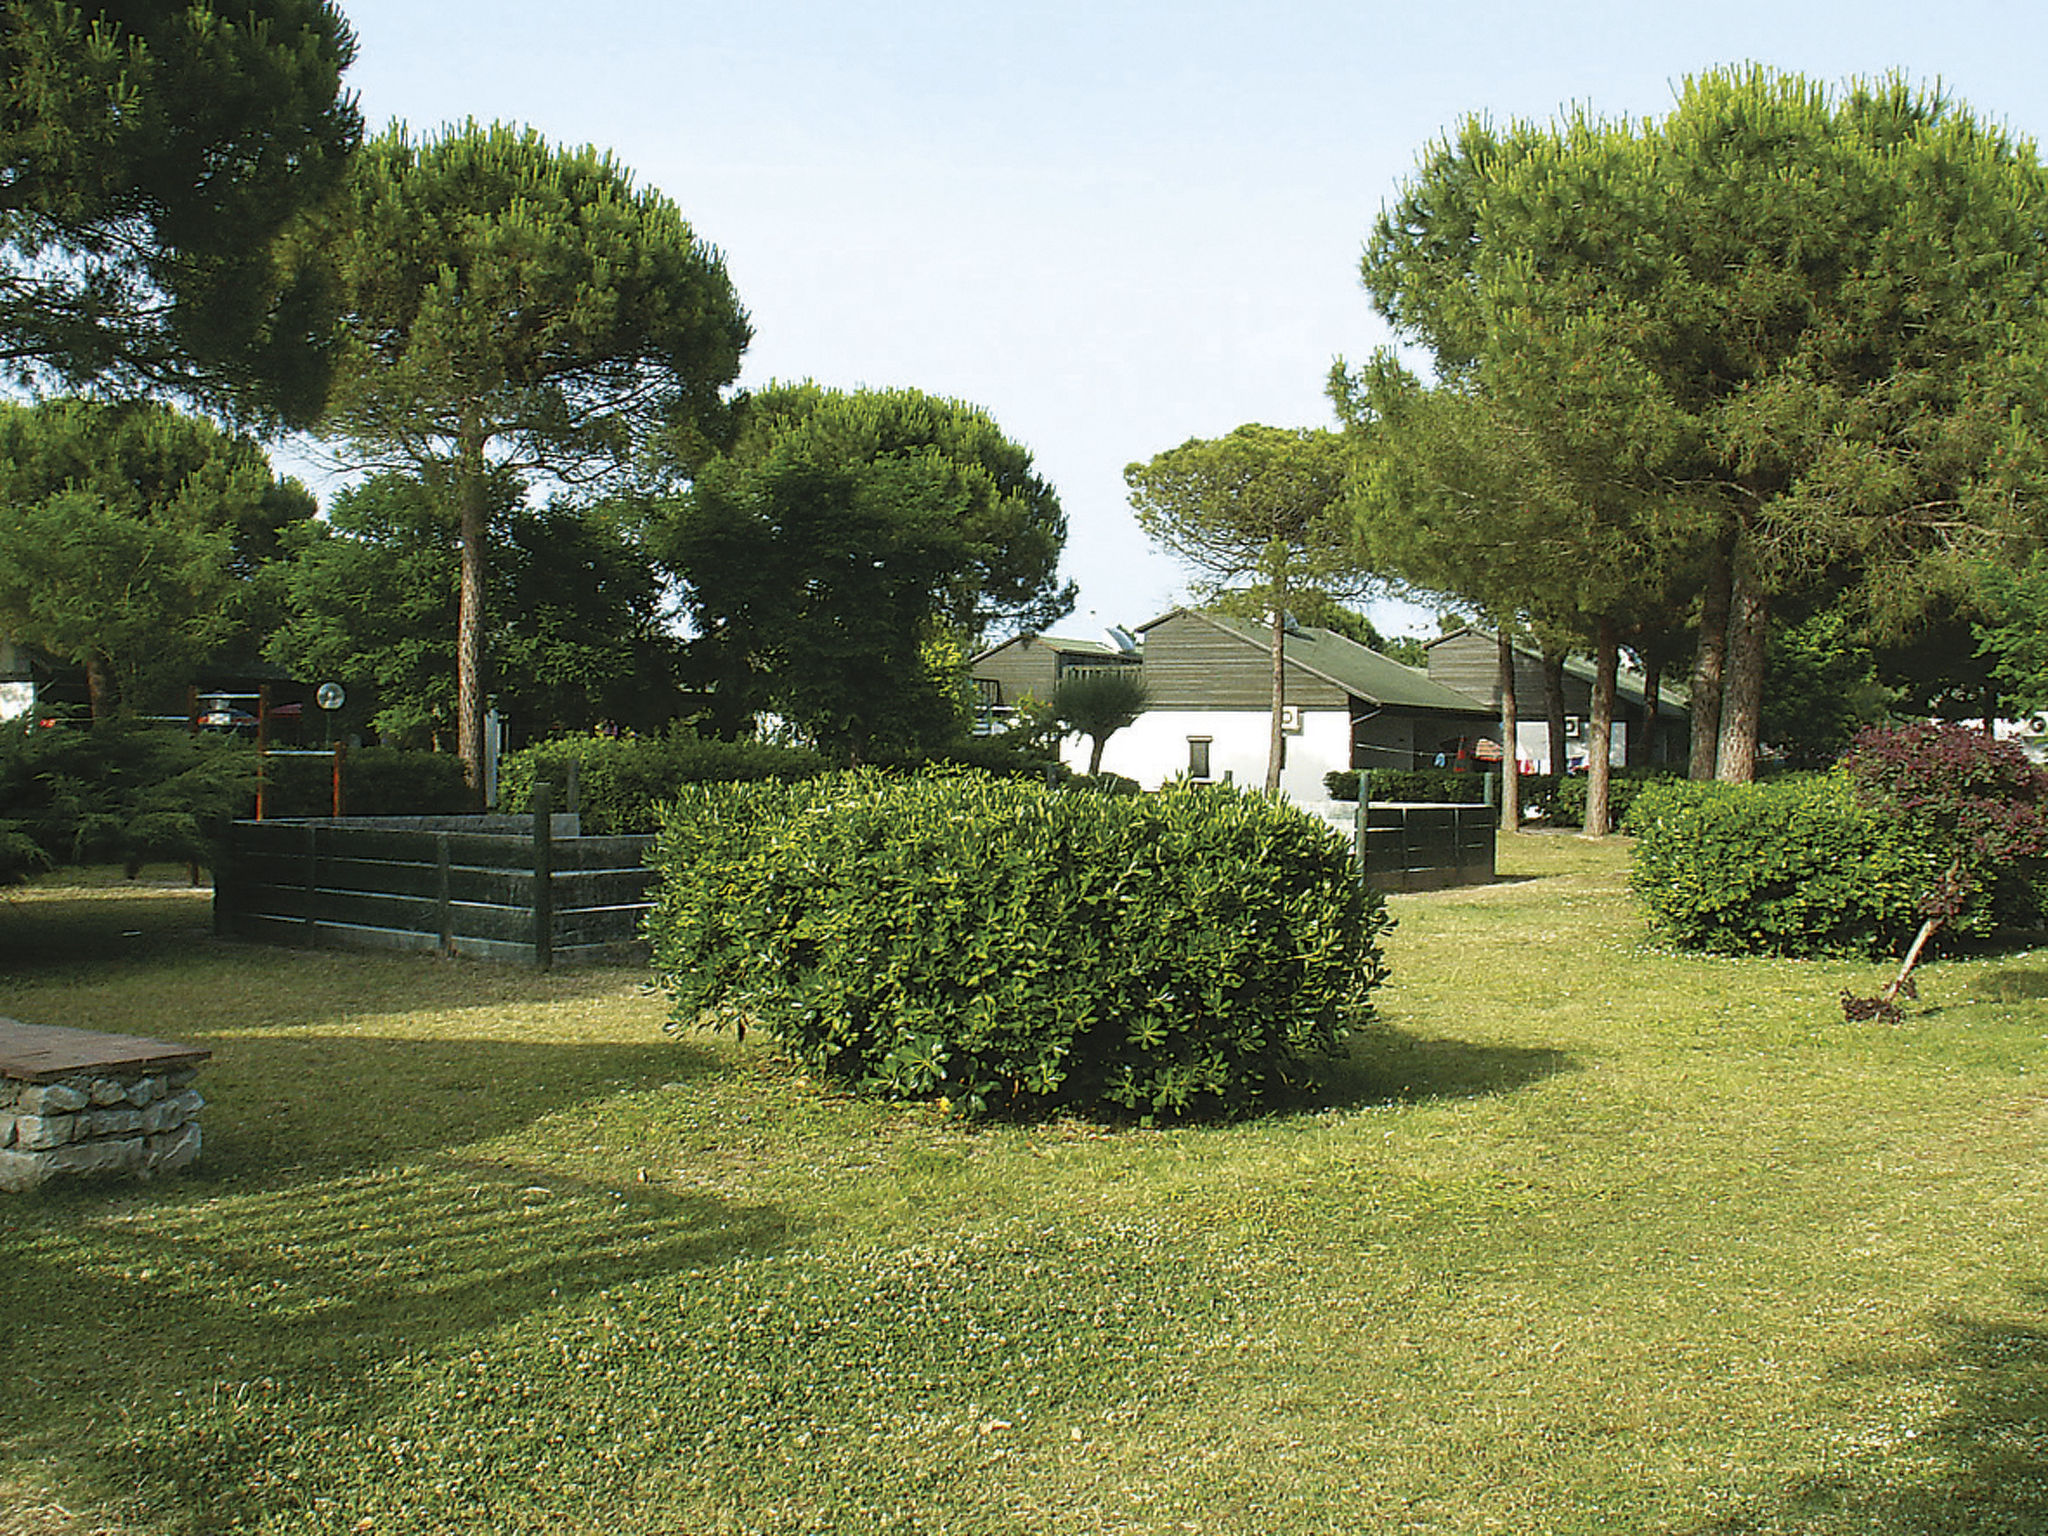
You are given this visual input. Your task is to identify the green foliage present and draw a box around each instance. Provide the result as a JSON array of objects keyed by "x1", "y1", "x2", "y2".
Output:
[
  {"x1": 0, "y1": 721, "x2": 255, "y2": 879},
  {"x1": 648, "y1": 773, "x2": 1391, "y2": 1120},
  {"x1": 1975, "y1": 551, "x2": 2048, "y2": 717},
  {"x1": 0, "y1": 0, "x2": 361, "y2": 422},
  {"x1": 499, "y1": 731, "x2": 828, "y2": 836},
  {"x1": 0, "y1": 399, "x2": 314, "y2": 717},
  {"x1": 311, "y1": 117, "x2": 749, "y2": 784},
  {"x1": 660, "y1": 383, "x2": 1074, "y2": 761},
  {"x1": 1125, "y1": 425, "x2": 1364, "y2": 791},
  {"x1": 1351, "y1": 68, "x2": 2048, "y2": 781},
  {"x1": 258, "y1": 747, "x2": 472, "y2": 818},
  {"x1": 269, "y1": 473, "x2": 690, "y2": 744},
  {"x1": 1052, "y1": 670, "x2": 1149, "y2": 776},
  {"x1": 1762, "y1": 608, "x2": 1896, "y2": 769},
  {"x1": 1325, "y1": 768, "x2": 1489, "y2": 804},
  {"x1": 1626, "y1": 774, "x2": 1941, "y2": 956},
  {"x1": 1528, "y1": 769, "x2": 1677, "y2": 831}
]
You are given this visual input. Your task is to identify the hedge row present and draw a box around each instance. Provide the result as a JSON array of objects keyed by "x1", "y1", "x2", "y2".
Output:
[
  {"x1": 499, "y1": 732, "x2": 830, "y2": 835},
  {"x1": 1624, "y1": 772, "x2": 2043, "y2": 957},
  {"x1": 648, "y1": 772, "x2": 1392, "y2": 1120}
]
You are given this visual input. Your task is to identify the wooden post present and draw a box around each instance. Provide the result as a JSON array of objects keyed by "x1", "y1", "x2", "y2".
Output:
[
  {"x1": 435, "y1": 832, "x2": 453, "y2": 957},
  {"x1": 332, "y1": 742, "x2": 346, "y2": 818},
  {"x1": 302, "y1": 821, "x2": 318, "y2": 937},
  {"x1": 532, "y1": 783, "x2": 554, "y2": 972}
]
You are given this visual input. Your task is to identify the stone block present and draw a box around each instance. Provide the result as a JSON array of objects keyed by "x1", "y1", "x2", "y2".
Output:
[
  {"x1": 124, "y1": 1076, "x2": 164, "y2": 1108},
  {"x1": 145, "y1": 1122, "x2": 201, "y2": 1174},
  {"x1": 14, "y1": 1115, "x2": 72, "y2": 1152},
  {"x1": 20, "y1": 1082, "x2": 88, "y2": 1115},
  {"x1": 88, "y1": 1078, "x2": 127, "y2": 1106},
  {"x1": 80, "y1": 1106, "x2": 145, "y2": 1138},
  {"x1": 0, "y1": 1149, "x2": 50, "y2": 1193},
  {"x1": 0, "y1": 1112, "x2": 14, "y2": 1148},
  {"x1": 42, "y1": 1137, "x2": 141, "y2": 1177}
]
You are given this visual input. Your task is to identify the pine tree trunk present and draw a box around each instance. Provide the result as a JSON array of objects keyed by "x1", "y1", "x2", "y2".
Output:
[
  {"x1": 1716, "y1": 541, "x2": 1769, "y2": 784},
  {"x1": 1267, "y1": 585, "x2": 1286, "y2": 794},
  {"x1": 1689, "y1": 542, "x2": 1731, "y2": 781},
  {"x1": 1633, "y1": 644, "x2": 1663, "y2": 768},
  {"x1": 1496, "y1": 626, "x2": 1520, "y2": 832},
  {"x1": 1543, "y1": 647, "x2": 1568, "y2": 776},
  {"x1": 86, "y1": 652, "x2": 115, "y2": 721},
  {"x1": 454, "y1": 428, "x2": 489, "y2": 805},
  {"x1": 1584, "y1": 618, "x2": 1618, "y2": 838}
]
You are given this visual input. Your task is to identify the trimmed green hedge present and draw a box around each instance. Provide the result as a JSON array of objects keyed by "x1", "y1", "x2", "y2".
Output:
[
  {"x1": 500, "y1": 731, "x2": 829, "y2": 835},
  {"x1": 1324, "y1": 768, "x2": 1490, "y2": 804},
  {"x1": 1529, "y1": 769, "x2": 1678, "y2": 831},
  {"x1": 648, "y1": 772, "x2": 1392, "y2": 1120},
  {"x1": 1625, "y1": 774, "x2": 1946, "y2": 957},
  {"x1": 260, "y1": 746, "x2": 472, "y2": 817}
]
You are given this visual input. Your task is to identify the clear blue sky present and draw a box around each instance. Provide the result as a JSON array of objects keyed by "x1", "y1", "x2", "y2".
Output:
[{"x1": 316, "y1": 0, "x2": 2048, "y2": 641}]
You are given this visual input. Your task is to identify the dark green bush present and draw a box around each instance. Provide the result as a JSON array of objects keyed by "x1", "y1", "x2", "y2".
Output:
[
  {"x1": 500, "y1": 730, "x2": 829, "y2": 835},
  {"x1": 648, "y1": 771, "x2": 1393, "y2": 1120},
  {"x1": 1625, "y1": 773, "x2": 1948, "y2": 956},
  {"x1": 1324, "y1": 768, "x2": 1490, "y2": 803},
  {"x1": 1530, "y1": 768, "x2": 1676, "y2": 830},
  {"x1": 260, "y1": 746, "x2": 472, "y2": 817},
  {"x1": 0, "y1": 721, "x2": 255, "y2": 878}
]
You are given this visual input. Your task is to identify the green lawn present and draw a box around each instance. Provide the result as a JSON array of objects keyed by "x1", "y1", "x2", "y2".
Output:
[{"x1": 2, "y1": 834, "x2": 2045, "y2": 1535}]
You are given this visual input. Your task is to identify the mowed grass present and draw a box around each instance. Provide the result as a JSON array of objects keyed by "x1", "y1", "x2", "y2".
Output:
[{"x1": 1, "y1": 834, "x2": 2045, "y2": 1535}]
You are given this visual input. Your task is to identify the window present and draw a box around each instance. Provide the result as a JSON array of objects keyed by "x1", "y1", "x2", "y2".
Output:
[{"x1": 1188, "y1": 736, "x2": 1212, "y2": 780}]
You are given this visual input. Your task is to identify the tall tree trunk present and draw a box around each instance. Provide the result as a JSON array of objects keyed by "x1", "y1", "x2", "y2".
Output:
[
  {"x1": 1584, "y1": 618, "x2": 1618, "y2": 838},
  {"x1": 86, "y1": 652, "x2": 115, "y2": 721},
  {"x1": 1689, "y1": 541, "x2": 1731, "y2": 781},
  {"x1": 1633, "y1": 638, "x2": 1664, "y2": 769},
  {"x1": 1716, "y1": 538, "x2": 1769, "y2": 784},
  {"x1": 1266, "y1": 576, "x2": 1287, "y2": 794},
  {"x1": 1496, "y1": 625, "x2": 1520, "y2": 832},
  {"x1": 1543, "y1": 646, "x2": 1568, "y2": 776},
  {"x1": 455, "y1": 428, "x2": 490, "y2": 804}
]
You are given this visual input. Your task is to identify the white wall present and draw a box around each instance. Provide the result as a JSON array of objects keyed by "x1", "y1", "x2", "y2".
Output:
[
  {"x1": 1075, "y1": 707, "x2": 1354, "y2": 803},
  {"x1": 1513, "y1": 720, "x2": 1627, "y2": 774}
]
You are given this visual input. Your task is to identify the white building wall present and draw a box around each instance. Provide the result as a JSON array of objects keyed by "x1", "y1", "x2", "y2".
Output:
[
  {"x1": 1075, "y1": 708, "x2": 1355, "y2": 804},
  {"x1": 1513, "y1": 720, "x2": 1627, "y2": 774}
]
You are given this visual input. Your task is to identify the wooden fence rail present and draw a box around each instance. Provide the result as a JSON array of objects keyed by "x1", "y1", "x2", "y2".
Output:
[{"x1": 213, "y1": 792, "x2": 655, "y2": 968}]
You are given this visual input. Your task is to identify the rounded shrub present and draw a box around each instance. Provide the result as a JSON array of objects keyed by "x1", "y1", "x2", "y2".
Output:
[
  {"x1": 648, "y1": 771, "x2": 1393, "y2": 1119},
  {"x1": 1625, "y1": 773, "x2": 1938, "y2": 956}
]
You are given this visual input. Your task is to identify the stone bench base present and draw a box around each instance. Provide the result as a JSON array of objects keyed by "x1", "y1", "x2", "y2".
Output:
[{"x1": 0, "y1": 1020, "x2": 211, "y2": 1193}]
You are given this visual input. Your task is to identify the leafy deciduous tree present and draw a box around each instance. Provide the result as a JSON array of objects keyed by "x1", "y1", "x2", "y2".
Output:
[
  {"x1": 270, "y1": 471, "x2": 688, "y2": 745},
  {"x1": 660, "y1": 383, "x2": 1074, "y2": 763},
  {"x1": 0, "y1": 398, "x2": 313, "y2": 716}
]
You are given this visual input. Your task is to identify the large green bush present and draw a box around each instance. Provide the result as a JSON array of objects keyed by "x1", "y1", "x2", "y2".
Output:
[
  {"x1": 1625, "y1": 774, "x2": 1943, "y2": 956},
  {"x1": 500, "y1": 730, "x2": 828, "y2": 835},
  {"x1": 0, "y1": 721, "x2": 255, "y2": 879},
  {"x1": 648, "y1": 772, "x2": 1392, "y2": 1119}
]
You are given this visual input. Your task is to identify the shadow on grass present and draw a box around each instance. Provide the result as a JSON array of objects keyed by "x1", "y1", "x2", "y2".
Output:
[
  {"x1": 2, "y1": 1158, "x2": 807, "y2": 1530},
  {"x1": 1305, "y1": 1027, "x2": 1579, "y2": 1109},
  {"x1": 189, "y1": 1029, "x2": 722, "y2": 1180},
  {"x1": 1972, "y1": 967, "x2": 2048, "y2": 1003},
  {"x1": 1690, "y1": 1289, "x2": 2048, "y2": 1535}
]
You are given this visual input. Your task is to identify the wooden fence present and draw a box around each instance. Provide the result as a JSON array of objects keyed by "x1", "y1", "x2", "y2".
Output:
[
  {"x1": 1356, "y1": 802, "x2": 1495, "y2": 893},
  {"x1": 213, "y1": 793, "x2": 655, "y2": 968}
]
